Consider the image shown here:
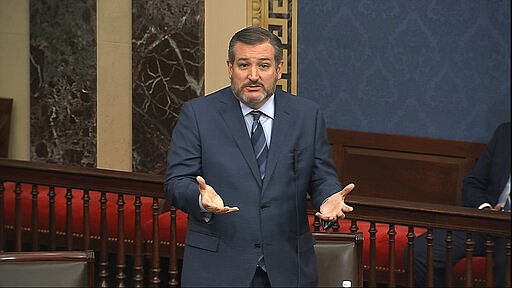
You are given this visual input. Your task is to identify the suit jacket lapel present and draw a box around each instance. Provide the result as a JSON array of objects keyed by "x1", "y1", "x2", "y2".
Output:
[
  {"x1": 216, "y1": 90, "x2": 263, "y2": 186},
  {"x1": 263, "y1": 90, "x2": 293, "y2": 189}
]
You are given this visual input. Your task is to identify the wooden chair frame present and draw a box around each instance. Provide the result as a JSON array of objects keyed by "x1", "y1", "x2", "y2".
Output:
[
  {"x1": 0, "y1": 97, "x2": 13, "y2": 158},
  {"x1": 313, "y1": 232, "x2": 364, "y2": 287},
  {"x1": 0, "y1": 250, "x2": 95, "y2": 287}
]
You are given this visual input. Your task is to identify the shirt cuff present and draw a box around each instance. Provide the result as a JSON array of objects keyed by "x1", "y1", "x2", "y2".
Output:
[
  {"x1": 198, "y1": 194, "x2": 207, "y2": 212},
  {"x1": 198, "y1": 194, "x2": 212, "y2": 222},
  {"x1": 478, "y1": 203, "x2": 492, "y2": 210}
]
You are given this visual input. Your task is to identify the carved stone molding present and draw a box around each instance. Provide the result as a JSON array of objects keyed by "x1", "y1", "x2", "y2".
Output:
[{"x1": 247, "y1": 0, "x2": 266, "y2": 27}]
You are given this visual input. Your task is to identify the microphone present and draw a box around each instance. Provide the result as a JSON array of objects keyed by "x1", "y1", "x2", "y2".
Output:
[
  {"x1": 293, "y1": 149, "x2": 301, "y2": 285},
  {"x1": 321, "y1": 218, "x2": 337, "y2": 231},
  {"x1": 293, "y1": 149, "x2": 299, "y2": 176}
]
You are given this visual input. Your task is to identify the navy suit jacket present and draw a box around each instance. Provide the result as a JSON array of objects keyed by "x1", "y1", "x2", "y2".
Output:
[
  {"x1": 164, "y1": 87, "x2": 342, "y2": 287},
  {"x1": 462, "y1": 122, "x2": 511, "y2": 208}
]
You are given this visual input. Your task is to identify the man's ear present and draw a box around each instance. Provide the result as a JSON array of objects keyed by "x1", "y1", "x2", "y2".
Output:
[
  {"x1": 276, "y1": 60, "x2": 284, "y2": 79},
  {"x1": 227, "y1": 60, "x2": 233, "y2": 79}
]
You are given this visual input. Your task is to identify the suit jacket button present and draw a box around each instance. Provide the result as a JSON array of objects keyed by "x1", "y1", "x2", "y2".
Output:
[
  {"x1": 260, "y1": 203, "x2": 269, "y2": 209},
  {"x1": 254, "y1": 243, "x2": 261, "y2": 248}
]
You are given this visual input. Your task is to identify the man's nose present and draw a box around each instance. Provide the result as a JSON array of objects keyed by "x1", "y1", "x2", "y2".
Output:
[{"x1": 248, "y1": 66, "x2": 259, "y2": 81}]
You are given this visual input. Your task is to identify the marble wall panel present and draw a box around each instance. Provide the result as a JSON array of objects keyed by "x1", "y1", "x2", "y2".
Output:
[
  {"x1": 132, "y1": 0, "x2": 204, "y2": 173},
  {"x1": 30, "y1": 0, "x2": 97, "y2": 166}
]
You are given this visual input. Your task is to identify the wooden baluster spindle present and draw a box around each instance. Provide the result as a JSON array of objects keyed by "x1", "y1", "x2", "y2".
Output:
[
  {"x1": 387, "y1": 224, "x2": 396, "y2": 286},
  {"x1": 151, "y1": 198, "x2": 161, "y2": 287},
  {"x1": 133, "y1": 195, "x2": 144, "y2": 287},
  {"x1": 169, "y1": 205, "x2": 179, "y2": 287},
  {"x1": 65, "y1": 187, "x2": 73, "y2": 250},
  {"x1": 48, "y1": 186, "x2": 56, "y2": 250},
  {"x1": 116, "y1": 193, "x2": 126, "y2": 287},
  {"x1": 14, "y1": 182, "x2": 22, "y2": 251},
  {"x1": 445, "y1": 230, "x2": 453, "y2": 287},
  {"x1": 464, "y1": 232, "x2": 474, "y2": 287},
  {"x1": 31, "y1": 184, "x2": 39, "y2": 250},
  {"x1": 368, "y1": 221, "x2": 377, "y2": 287},
  {"x1": 406, "y1": 225, "x2": 415, "y2": 287},
  {"x1": 82, "y1": 190, "x2": 90, "y2": 250},
  {"x1": 426, "y1": 228, "x2": 434, "y2": 287},
  {"x1": 98, "y1": 192, "x2": 109, "y2": 287}
]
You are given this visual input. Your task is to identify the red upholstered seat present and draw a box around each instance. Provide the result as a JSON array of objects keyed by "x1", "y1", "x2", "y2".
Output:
[
  {"x1": 453, "y1": 257, "x2": 487, "y2": 281},
  {"x1": 2, "y1": 182, "x2": 154, "y2": 239}
]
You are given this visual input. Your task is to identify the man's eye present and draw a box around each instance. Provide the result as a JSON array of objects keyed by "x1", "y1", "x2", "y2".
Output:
[
  {"x1": 239, "y1": 63, "x2": 249, "y2": 68},
  {"x1": 260, "y1": 64, "x2": 270, "y2": 69}
]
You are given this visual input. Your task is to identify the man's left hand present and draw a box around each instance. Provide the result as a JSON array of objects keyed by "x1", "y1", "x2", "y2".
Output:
[{"x1": 316, "y1": 183, "x2": 355, "y2": 222}]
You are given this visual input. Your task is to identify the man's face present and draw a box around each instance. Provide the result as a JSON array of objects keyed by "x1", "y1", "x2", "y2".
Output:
[{"x1": 228, "y1": 42, "x2": 283, "y2": 109}]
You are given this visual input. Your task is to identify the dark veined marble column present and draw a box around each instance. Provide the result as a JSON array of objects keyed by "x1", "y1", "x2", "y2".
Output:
[
  {"x1": 132, "y1": 0, "x2": 205, "y2": 173},
  {"x1": 30, "y1": 0, "x2": 97, "y2": 167}
]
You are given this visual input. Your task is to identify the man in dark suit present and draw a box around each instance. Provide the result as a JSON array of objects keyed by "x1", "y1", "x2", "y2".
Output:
[
  {"x1": 164, "y1": 26, "x2": 355, "y2": 287},
  {"x1": 407, "y1": 122, "x2": 510, "y2": 287}
]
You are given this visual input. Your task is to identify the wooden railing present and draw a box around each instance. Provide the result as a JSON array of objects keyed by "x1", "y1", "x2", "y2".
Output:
[
  {"x1": 1, "y1": 158, "x2": 510, "y2": 287},
  {"x1": 339, "y1": 195, "x2": 511, "y2": 287},
  {"x1": 0, "y1": 158, "x2": 171, "y2": 287}
]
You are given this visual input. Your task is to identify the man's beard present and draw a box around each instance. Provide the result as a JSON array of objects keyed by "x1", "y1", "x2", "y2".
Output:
[{"x1": 231, "y1": 78, "x2": 278, "y2": 108}]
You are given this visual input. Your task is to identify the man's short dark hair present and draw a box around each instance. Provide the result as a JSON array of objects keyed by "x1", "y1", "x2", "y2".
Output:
[{"x1": 228, "y1": 26, "x2": 283, "y2": 65}]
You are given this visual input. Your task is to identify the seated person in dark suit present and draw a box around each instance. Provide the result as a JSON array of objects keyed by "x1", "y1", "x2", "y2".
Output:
[{"x1": 405, "y1": 122, "x2": 510, "y2": 287}]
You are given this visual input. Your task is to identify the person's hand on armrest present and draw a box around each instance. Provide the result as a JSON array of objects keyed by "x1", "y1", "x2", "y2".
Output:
[{"x1": 479, "y1": 203, "x2": 504, "y2": 211}]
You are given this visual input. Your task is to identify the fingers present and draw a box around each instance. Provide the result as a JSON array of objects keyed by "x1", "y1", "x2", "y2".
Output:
[
  {"x1": 315, "y1": 212, "x2": 337, "y2": 222},
  {"x1": 316, "y1": 211, "x2": 347, "y2": 222},
  {"x1": 317, "y1": 183, "x2": 356, "y2": 220},
  {"x1": 339, "y1": 184, "x2": 354, "y2": 212},
  {"x1": 339, "y1": 183, "x2": 355, "y2": 197},
  {"x1": 224, "y1": 206, "x2": 240, "y2": 213},
  {"x1": 196, "y1": 176, "x2": 207, "y2": 191},
  {"x1": 212, "y1": 206, "x2": 240, "y2": 214}
]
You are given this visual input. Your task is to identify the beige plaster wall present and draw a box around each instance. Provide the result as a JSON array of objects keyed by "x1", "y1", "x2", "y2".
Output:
[
  {"x1": 0, "y1": 0, "x2": 30, "y2": 161},
  {"x1": 204, "y1": 0, "x2": 247, "y2": 94},
  {"x1": 0, "y1": 0, "x2": 246, "y2": 170},
  {"x1": 96, "y1": 0, "x2": 132, "y2": 171}
]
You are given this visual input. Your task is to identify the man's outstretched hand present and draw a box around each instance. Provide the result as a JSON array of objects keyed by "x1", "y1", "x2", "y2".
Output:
[
  {"x1": 316, "y1": 183, "x2": 355, "y2": 222},
  {"x1": 197, "y1": 176, "x2": 239, "y2": 214}
]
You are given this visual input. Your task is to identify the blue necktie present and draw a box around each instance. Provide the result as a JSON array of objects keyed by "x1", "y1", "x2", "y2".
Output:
[
  {"x1": 250, "y1": 111, "x2": 268, "y2": 180},
  {"x1": 250, "y1": 111, "x2": 268, "y2": 271}
]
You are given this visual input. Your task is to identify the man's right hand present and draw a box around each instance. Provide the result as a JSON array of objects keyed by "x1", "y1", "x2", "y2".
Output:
[
  {"x1": 482, "y1": 205, "x2": 504, "y2": 211},
  {"x1": 493, "y1": 204, "x2": 509, "y2": 212},
  {"x1": 197, "y1": 176, "x2": 239, "y2": 214}
]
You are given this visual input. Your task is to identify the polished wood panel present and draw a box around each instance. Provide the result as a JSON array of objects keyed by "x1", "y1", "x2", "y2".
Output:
[
  {"x1": 0, "y1": 97, "x2": 13, "y2": 158},
  {"x1": 327, "y1": 128, "x2": 486, "y2": 205}
]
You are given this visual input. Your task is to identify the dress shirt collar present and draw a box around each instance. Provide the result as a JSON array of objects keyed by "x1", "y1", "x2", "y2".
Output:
[{"x1": 240, "y1": 95, "x2": 275, "y2": 119}]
